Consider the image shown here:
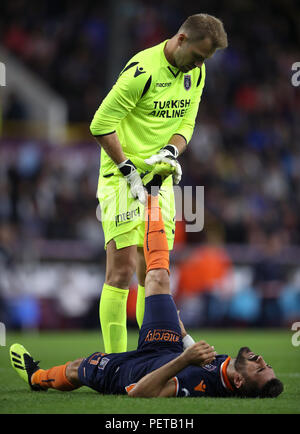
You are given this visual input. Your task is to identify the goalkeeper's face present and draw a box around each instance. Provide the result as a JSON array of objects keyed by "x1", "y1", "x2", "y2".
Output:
[{"x1": 173, "y1": 35, "x2": 216, "y2": 73}]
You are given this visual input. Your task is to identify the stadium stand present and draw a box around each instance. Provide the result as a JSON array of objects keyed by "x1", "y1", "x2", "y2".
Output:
[{"x1": 0, "y1": 0, "x2": 299, "y2": 328}]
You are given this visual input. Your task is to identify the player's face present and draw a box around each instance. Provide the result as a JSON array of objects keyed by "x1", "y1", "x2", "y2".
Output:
[
  {"x1": 234, "y1": 346, "x2": 276, "y2": 389},
  {"x1": 173, "y1": 35, "x2": 216, "y2": 73}
]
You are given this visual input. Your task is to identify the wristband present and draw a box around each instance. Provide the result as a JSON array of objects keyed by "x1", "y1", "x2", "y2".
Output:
[
  {"x1": 182, "y1": 334, "x2": 195, "y2": 350},
  {"x1": 117, "y1": 159, "x2": 136, "y2": 177},
  {"x1": 162, "y1": 144, "x2": 179, "y2": 159}
]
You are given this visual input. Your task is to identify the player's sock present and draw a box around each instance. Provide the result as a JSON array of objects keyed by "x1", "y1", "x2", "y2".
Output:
[
  {"x1": 142, "y1": 162, "x2": 175, "y2": 195},
  {"x1": 99, "y1": 283, "x2": 129, "y2": 353},
  {"x1": 31, "y1": 362, "x2": 78, "y2": 391},
  {"x1": 136, "y1": 284, "x2": 145, "y2": 328},
  {"x1": 144, "y1": 194, "x2": 169, "y2": 274}
]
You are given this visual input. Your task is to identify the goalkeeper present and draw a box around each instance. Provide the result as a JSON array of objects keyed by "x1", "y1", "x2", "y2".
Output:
[{"x1": 90, "y1": 14, "x2": 228, "y2": 353}]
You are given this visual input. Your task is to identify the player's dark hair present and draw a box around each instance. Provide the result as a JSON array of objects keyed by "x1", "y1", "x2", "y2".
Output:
[
  {"x1": 259, "y1": 378, "x2": 284, "y2": 398},
  {"x1": 178, "y1": 13, "x2": 228, "y2": 50},
  {"x1": 235, "y1": 377, "x2": 284, "y2": 398}
]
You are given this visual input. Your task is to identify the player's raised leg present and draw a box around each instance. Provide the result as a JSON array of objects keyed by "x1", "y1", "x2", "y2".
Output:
[
  {"x1": 144, "y1": 192, "x2": 171, "y2": 297},
  {"x1": 136, "y1": 183, "x2": 183, "y2": 352},
  {"x1": 142, "y1": 162, "x2": 177, "y2": 298}
]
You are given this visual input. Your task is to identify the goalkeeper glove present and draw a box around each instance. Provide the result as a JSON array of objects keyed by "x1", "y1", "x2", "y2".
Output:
[
  {"x1": 144, "y1": 144, "x2": 182, "y2": 184},
  {"x1": 117, "y1": 159, "x2": 146, "y2": 204}
]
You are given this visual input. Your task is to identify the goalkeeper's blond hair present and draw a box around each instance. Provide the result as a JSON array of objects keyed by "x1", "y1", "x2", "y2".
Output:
[{"x1": 178, "y1": 13, "x2": 228, "y2": 50}]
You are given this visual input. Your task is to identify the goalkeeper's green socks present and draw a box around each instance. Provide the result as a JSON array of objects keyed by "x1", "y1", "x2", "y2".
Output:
[
  {"x1": 99, "y1": 283, "x2": 129, "y2": 353},
  {"x1": 136, "y1": 284, "x2": 145, "y2": 329}
]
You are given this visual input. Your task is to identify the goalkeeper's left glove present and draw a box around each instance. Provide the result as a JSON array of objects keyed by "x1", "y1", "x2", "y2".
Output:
[{"x1": 144, "y1": 144, "x2": 182, "y2": 184}]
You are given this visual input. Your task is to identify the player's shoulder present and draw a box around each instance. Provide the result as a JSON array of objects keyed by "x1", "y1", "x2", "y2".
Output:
[
  {"x1": 135, "y1": 41, "x2": 165, "y2": 62},
  {"x1": 120, "y1": 41, "x2": 165, "y2": 79}
]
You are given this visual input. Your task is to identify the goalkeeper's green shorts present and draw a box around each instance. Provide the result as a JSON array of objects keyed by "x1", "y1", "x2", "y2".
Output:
[{"x1": 97, "y1": 172, "x2": 176, "y2": 250}]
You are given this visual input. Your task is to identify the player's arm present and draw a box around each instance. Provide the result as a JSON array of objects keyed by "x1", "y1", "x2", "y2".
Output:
[
  {"x1": 174, "y1": 64, "x2": 206, "y2": 144},
  {"x1": 90, "y1": 60, "x2": 151, "y2": 138},
  {"x1": 168, "y1": 134, "x2": 187, "y2": 156},
  {"x1": 127, "y1": 341, "x2": 216, "y2": 398},
  {"x1": 144, "y1": 66, "x2": 205, "y2": 183},
  {"x1": 95, "y1": 131, "x2": 146, "y2": 203},
  {"x1": 90, "y1": 61, "x2": 149, "y2": 159},
  {"x1": 90, "y1": 61, "x2": 151, "y2": 203},
  {"x1": 95, "y1": 132, "x2": 127, "y2": 165},
  {"x1": 177, "y1": 310, "x2": 196, "y2": 349}
]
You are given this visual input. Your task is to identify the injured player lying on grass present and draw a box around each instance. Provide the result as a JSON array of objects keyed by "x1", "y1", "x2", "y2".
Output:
[{"x1": 10, "y1": 165, "x2": 284, "y2": 399}]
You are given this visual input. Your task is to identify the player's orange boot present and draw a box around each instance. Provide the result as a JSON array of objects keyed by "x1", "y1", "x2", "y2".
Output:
[
  {"x1": 10, "y1": 343, "x2": 47, "y2": 391},
  {"x1": 142, "y1": 162, "x2": 175, "y2": 195}
]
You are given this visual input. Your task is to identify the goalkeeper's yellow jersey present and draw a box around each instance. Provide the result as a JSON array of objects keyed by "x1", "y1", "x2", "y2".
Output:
[{"x1": 90, "y1": 40, "x2": 206, "y2": 176}]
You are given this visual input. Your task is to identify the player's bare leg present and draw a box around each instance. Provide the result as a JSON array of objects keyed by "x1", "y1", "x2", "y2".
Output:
[
  {"x1": 105, "y1": 241, "x2": 137, "y2": 289},
  {"x1": 135, "y1": 247, "x2": 147, "y2": 327},
  {"x1": 136, "y1": 247, "x2": 146, "y2": 286},
  {"x1": 65, "y1": 358, "x2": 84, "y2": 387}
]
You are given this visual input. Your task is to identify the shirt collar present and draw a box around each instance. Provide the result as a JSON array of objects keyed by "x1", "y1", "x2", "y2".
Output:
[{"x1": 220, "y1": 356, "x2": 234, "y2": 391}]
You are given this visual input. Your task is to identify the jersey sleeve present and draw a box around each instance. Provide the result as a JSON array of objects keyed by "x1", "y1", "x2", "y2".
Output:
[
  {"x1": 174, "y1": 63, "x2": 206, "y2": 144},
  {"x1": 174, "y1": 370, "x2": 208, "y2": 397},
  {"x1": 90, "y1": 61, "x2": 151, "y2": 136}
]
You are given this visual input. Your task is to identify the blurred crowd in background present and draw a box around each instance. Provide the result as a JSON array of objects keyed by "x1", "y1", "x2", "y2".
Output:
[{"x1": 1, "y1": 0, "x2": 300, "y2": 331}]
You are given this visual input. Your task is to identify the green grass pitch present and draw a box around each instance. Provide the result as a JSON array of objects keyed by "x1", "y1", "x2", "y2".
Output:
[{"x1": 0, "y1": 328, "x2": 299, "y2": 414}]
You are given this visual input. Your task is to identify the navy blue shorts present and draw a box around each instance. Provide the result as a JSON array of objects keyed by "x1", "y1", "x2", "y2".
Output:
[
  {"x1": 137, "y1": 294, "x2": 183, "y2": 353},
  {"x1": 78, "y1": 294, "x2": 183, "y2": 392}
]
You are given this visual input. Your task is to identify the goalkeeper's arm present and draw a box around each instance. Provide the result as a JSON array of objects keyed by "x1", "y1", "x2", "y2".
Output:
[
  {"x1": 94, "y1": 132, "x2": 127, "y2": 165},
  {"x1": 144, "y1": 133, "x2": 186, "y2": 185},
  {"x1": 94, "y1": 132, "x2": 146, "y2": 204},
  {"x1": 168, "y1": 133, "x2": 187, "y2": 156}
]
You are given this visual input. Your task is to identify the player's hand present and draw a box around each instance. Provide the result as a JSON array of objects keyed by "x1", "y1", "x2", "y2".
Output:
[
  {"x1": 177, "y1": 310, "x2": 187, "y2": 338},
  {"x1": 117, "y1": 159, "x2": 146, "y2": 205},
  {"x1": 182, "y1": 340, "x2": 216, "y2": 366},
  {"x1": 144, "y1": 145, "x2": 182, "y2": 184}
]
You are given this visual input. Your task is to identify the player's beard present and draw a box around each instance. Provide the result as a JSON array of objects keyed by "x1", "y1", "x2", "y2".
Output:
[
  {"x1": 233, "y1": 346, "x2": 261, "y2": 398},
  {"x1": 234, "y1": 346, "x2": 252, "y2": 373},
  {"x1": 173, "y1": 48, "x2": 190, "y2": 72}
]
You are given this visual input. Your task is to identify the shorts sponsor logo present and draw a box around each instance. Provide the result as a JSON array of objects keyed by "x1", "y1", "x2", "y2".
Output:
[
  {"x1": 144, "y1": 329, "x2": 181, "y2": 343},
  {"x1": 96, "y1": 181, "x2": 204, "y2": 233},
  {"x1": 115, "y1": 206, "x2": 140, "y2": 227}
]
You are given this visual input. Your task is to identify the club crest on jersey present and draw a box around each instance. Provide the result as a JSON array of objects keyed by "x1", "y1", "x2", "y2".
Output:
[{"x1": 184, "y1": 74, "x2": 191, "y2": 90}]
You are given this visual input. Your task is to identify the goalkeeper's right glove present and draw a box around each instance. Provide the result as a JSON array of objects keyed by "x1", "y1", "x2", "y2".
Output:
[
  {"x1": 144, "y1": 144, "x2": 182, "y2": 184},
  {"x1": 117, "y1": 159, "x2": 146, "y2": 205}
]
